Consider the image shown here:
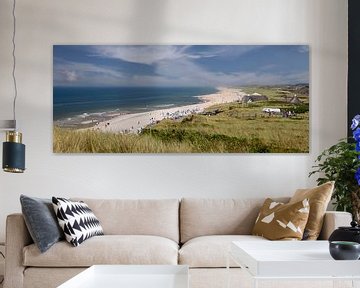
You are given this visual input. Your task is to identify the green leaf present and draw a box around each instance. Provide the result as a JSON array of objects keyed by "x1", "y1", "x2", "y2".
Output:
[{"x1": 309, "y1": 139, "x2": 360, "y2": 215}]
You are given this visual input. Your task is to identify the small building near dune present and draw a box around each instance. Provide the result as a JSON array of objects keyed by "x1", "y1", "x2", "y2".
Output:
[
  {"x1": 242, "y1": 93, "x2": 268, "y2": 103},
  {"x1": 262, "y1": 107, "x2": 281, "y2": 114}
]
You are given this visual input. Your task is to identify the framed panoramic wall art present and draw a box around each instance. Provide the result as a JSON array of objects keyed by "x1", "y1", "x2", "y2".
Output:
[{"x1": 53, "y1": 45, "x2": 309, "y2": 153}]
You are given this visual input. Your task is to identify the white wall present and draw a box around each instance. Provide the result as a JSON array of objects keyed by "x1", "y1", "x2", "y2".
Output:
[{"x1": 0, "y1": 0, "x2": 348, "y2": 242}]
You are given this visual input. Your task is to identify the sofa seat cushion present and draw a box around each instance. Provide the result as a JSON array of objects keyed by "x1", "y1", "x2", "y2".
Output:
[
  {"x1": 180, "y1": 198, "x2": 289, "y2": 243},
  {"x1": 23, "y1": 235, "x2": 179, "y2": 267},
  {"x1": 179, "y1": 235, "x2": 267, "y2": 268},
  {"x1": 72, "y1": 198, "x2": 180, "y2": 243}
]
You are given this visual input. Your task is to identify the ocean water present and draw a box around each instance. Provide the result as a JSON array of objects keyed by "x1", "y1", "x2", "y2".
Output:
[{"x1": 53, "y1": 86, "x2": 218, "y2": 121}]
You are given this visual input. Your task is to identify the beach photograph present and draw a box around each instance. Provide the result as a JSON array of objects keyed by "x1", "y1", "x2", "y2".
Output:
[{"x1": 53, "y1": 45, "x2": 309, "y2": 153}]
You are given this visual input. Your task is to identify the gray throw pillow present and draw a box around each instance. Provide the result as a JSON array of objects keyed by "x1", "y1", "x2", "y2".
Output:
[{"x1": 20, "y1": 195, "x2": 64, "y2": 253}]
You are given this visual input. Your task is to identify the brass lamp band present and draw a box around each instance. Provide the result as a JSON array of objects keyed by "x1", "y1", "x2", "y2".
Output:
[
  {"x1": 3, "y1": 167, "x2": 24, "y2": 173},
  {"x1": 6, "y1": 131, "x2": 22, "y2": 143}
]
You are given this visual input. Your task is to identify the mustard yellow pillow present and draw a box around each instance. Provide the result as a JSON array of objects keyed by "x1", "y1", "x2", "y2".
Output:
[
  {"x1": 289, "y1": 181, "x2": 334, "y2": 240},
  {"x1": 252, "y1": 198, "x2": 310, "y2": 240}
]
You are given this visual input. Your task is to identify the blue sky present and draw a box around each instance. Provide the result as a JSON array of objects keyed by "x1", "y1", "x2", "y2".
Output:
[{"x1": 53, "y1": 45, "x2": 309, "y2": 87}]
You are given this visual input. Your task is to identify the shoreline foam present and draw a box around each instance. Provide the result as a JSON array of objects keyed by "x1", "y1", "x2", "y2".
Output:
[{"x1": 85, "y1": 88, "x2": 245, "y2": 134}]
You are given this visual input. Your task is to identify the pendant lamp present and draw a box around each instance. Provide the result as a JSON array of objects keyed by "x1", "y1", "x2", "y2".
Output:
[{"x1": 1, "y1": 0, "x2": 26, "y2": 173}]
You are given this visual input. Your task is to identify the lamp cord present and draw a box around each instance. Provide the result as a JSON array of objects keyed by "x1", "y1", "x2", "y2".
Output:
[
  {"x1": 0, "y1": 251, "x2": 3, "y2": 284},
  {"x1": 12, "y1": 0, "x2": 18, "y2": 129}
]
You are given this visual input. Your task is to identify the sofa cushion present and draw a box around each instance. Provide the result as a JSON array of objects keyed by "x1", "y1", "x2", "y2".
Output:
[
  {"x1": 290, "y1": 181, "x2": 334, "y2": 240},
  {"x1": 23, "y1": 235, "x2": 179, "y2": 267},
  {"x1": 252, "y1": 198, "x2": 310, "y2": 240},
  {"x1": 52, "y1": 197, "x2": 104, "y2": 247},
  {"x1": 180, "y1": 198, "x2": 289, "y2": 243},
  {"x1": 20, "y1": 195, "x2": 64, "y2": 253},
  {"x1": 72, "y1": 198, "x2": 179, "y2": 243},
  {"x1": 179, "y1": 235, "x2": 267, "y2": 268}
]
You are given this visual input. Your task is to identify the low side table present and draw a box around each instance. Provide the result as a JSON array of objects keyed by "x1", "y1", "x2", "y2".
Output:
[
  {"x1": 228, "y1": 240, "x2": 360, "y2": 288},
  {"x1": 58, "y1": 265, "x2": 189, "y2": 288}
]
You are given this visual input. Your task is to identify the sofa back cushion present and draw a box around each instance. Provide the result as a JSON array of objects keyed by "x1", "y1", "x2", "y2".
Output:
[
  {"x1": 180, "y1": 198, "x2": 289, "y2": 243},
  {"x1": 72, "y1": 198, "x2": 179, "y2": 243}
]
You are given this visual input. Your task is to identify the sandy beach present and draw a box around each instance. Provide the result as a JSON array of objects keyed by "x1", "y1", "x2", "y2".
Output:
[{"x1": 88, "y1": 88, "x2": 245, "y2": 134}]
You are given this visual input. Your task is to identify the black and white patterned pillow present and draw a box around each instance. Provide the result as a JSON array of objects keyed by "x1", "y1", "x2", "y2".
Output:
[{"x1": 52, "y1": 197, "x2": 104, "y2": 247}]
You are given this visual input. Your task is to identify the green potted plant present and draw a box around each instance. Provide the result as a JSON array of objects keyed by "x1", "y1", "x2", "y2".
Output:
[{"x1": 309, "y1": 115, "x2": 360, "y2": 222}]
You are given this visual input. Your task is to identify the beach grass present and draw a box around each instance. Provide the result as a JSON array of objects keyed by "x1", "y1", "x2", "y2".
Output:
[
  {"x1": 53, "y1": 127, "x2": 194, "y2": 153},
  {"x1": 53, "y1": 99, "x2": 309, "y2": 153}
]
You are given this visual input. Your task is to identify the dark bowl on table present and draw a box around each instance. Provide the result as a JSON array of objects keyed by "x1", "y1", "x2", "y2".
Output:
[{"x1": 329, "y1": 241, "x2": 360, "y2": 260}]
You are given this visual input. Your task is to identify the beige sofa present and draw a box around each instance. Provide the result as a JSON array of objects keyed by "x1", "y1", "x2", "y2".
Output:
[{"x1": 4, "y1": 198, "x2": 352, "y2": 288}]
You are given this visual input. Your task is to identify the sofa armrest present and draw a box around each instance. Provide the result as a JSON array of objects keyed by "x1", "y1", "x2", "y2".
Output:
[
  {"x1": 4, "y1": 213, "x2": 33, "y2": 288},
  {"x1": 318, "y1": 211, "x2": 352, "y2": 240}
]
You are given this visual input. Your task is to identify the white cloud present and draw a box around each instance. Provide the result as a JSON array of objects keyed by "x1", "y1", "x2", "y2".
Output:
[
  {"x1": 91, "y1": 45, "x2": 190, "y2": 65},
  {"x1": 54, "y1": 59, "x2": 124, "y2": 86},
  {"x1": 298, "y1": 45, "x2": 309, "y2": 53},
  {"x1": 64, "y1": 71, "x2": 78, "y2": 82},
  {"x1": 207, "y1": 45, "x2": 263, "y2": 58},
  {"x1": 91, "y1": 45, "x2": 262, "y2": 66},
  {"x1": 151, "y1": 55, "x2": 307, "y2": 87}
]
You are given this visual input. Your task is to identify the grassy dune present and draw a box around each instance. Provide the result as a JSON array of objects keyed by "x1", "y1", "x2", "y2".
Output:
[
  {"x1": 53, "y1": 86, "x2": 309, "y2": 153},
  {"x1": 54, "y1": 104, "x2": 309, "y2": 153},
  {"x1": 53, "y1": 127, "x2": 194, "y2": 153},
  {"x1": 142, "y1": 102, "x2": 309, "y2": 153}
]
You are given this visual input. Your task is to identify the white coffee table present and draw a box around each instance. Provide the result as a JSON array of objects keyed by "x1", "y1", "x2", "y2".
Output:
[
  {"x1": 228, "y1": 241, "x2": 360, "y2": 288},
  {"x1": 57, "y1": 265, "x2": 189, "y2": 288}
]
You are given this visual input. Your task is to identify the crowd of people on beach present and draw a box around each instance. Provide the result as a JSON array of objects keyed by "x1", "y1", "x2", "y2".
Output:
[
  {"x1": 103, "y1": 106, "x2": 205, "y2": 134},
  {"x1": 160, "y1": 106, "x2": 201, "y2": 121}
]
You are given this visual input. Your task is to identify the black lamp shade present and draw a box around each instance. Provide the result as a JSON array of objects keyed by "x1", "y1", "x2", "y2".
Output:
[{"x1": 2, "y1": 141, "x2": 25, "y2": 173}]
